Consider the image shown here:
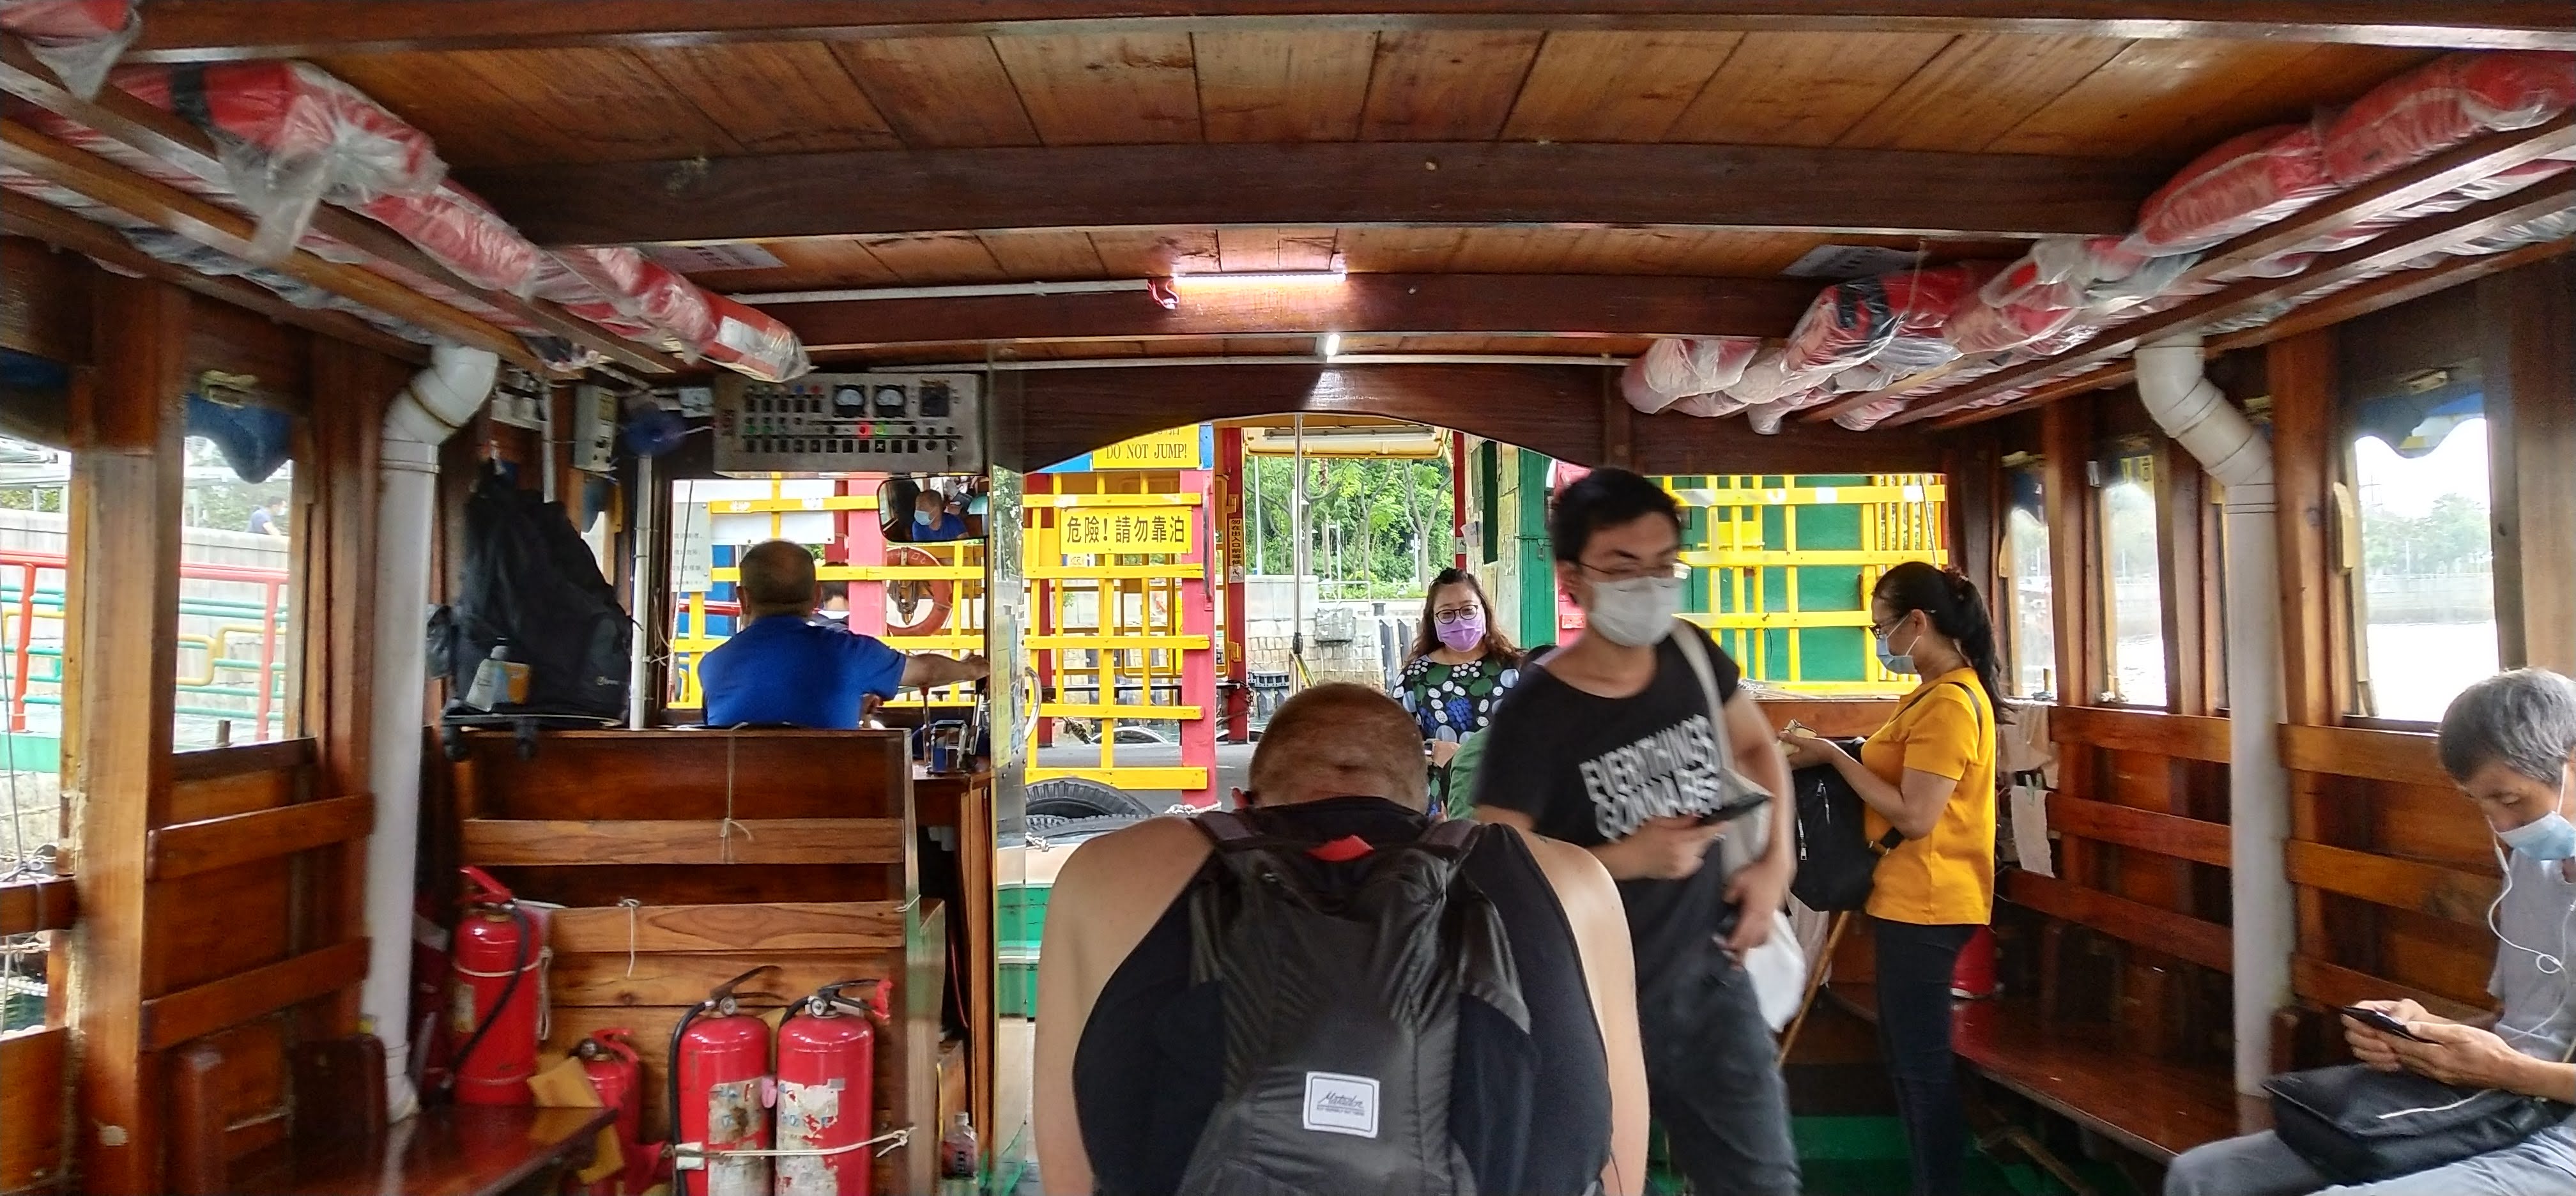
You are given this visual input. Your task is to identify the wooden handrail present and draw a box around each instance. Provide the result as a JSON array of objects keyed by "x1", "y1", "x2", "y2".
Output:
[
  {"x1": 0, "y1": 875, "x2": 75, "y2": 934},
  {"x1": 169, "y1": 739, "x2": 316, "y2": 783},
  {"x1": 2280, "y1": 724, "x2": 2450, "y2": 788},
  {"x1": 2004, "y1": 870, "x2": 2233, "y2": 974},
  {"x1": 2047, "y1": 795, "x2": 2232, "y2": 868},
  {"x1": 2052, "y1": 706, "x2": 2230, "y2": 763},
  {"x1": 147, "y1": 795, "x2": 372, "y2": 882},
  {"x1": 460, "y1": 818, "x2": 908, "y2": 866},
  {"x1": 2283, "y1": 840, "x2": 2499, "y2": 925},
  {"x1": 2290, "y1": 954, "x2": 2488, "y2": 1025},
  {"x1": 548, "y1": 900, "x2": 906, "y2": 954},
  {"x1": 140, "y1": 939, "x2": 371, "y2": 1051}
]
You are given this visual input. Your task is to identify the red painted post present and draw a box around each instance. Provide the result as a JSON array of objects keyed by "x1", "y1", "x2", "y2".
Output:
[
  {"x1": 1216, "y1": 425, "x2": 1249, "y2": 743},
  {"x1": 844, "y1": 475, "x2": 889, "y2": 639},
  {"x1": 10, "y1": 560, "x2": 36, "y2": 732},
  {"x1": 1450, "y1": 431, "x2": 1469, "y2": 569}
]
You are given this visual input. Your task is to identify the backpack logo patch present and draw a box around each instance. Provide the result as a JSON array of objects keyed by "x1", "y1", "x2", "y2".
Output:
[{"x1": 1301, "y1": 1072, "x2": 1380, "y2": 1138}]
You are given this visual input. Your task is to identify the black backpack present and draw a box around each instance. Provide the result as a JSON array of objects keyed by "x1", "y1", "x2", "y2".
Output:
[
  {"x1": 433, "y1": 470, "x2": 631, "y2": 733},
  {"x1": 1177, "y1": 809, "x2": 1533, "y2": 1196}
]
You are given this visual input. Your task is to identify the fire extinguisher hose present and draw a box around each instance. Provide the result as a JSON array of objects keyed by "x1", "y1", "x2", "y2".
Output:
[
  {"x1": 443, "y1": 903, "x2": 535, "y2": 1096},
  {"x1": 676, "y1": 1127, "x2": 915, "y2": 1164}
]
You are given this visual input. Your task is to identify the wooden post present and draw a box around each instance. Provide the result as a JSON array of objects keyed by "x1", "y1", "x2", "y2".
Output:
[
  {"x1": 2478, "y1": 255, "x2": 2576, "y2": 675},
  {"x1": 66, "y1": 273, "x2": 188, "y2": 1196},
  {"x1": 2041, "y1": 400, "x2": 2099, "y2": 889},
  {"x1": 2268, "y1": 328, "x2": 2359, "y2": 973}
]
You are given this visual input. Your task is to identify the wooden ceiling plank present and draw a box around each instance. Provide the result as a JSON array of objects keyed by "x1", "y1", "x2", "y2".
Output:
[
  {"x1": 1835, "y1": 33, "x2": 2130, "y2": 152},
  {"x1": 829, "y1": 36, "x2": 1041, "y2": 148},
  {"x1": 462, "y1": 141, "x2": 2157, "y2": 245},
  {"x1": 1085, "y1": 227, "x2": 1223, "y2": 276},
  {"x1": 437, "y1": 47, "x2": 749, "y2": 162},
  {"x1": 1982, "y1": 38, "x2": 2323, "y2": 159},
  {"x1": 1931, "y1": 236, "x2": 2575, "y2": 428},
  {"x1": 0, "y1": 34, "x2": 681, "y2": 372},
  {"x1": 0, "y1": 119, "x2": 539, "y2": 367},
  {"x1": 639, "y1": 42, "x2": 903, "y2": 154},
  {"x1": 1194, "y1": 29, "x2": 1377, "y2": 142},
  {"x1": 125, "y1": 4, "x2": 2576, "y2": 61},
  {"x1": 976, "y1": 230, "x2": 1111, "y2": 279},
  {"x1": 1887, "y1": 174, "x2": 2576, "y2": 425},
  {"x1": 778, "y1": 272, "x2": 1817, "y2": 349},
  {"x1": 1356, "y1": 29, "x2": 1546, "y2": 141},
  {"x1": 1, "y1": 199, "x2": 427, "y2": 364},
  {"x1": 1664, "y1": 31, "x2": 1956, "y2": 147},
  {"x1": 1812, "y1": 110, "x2": 2576, "y2": 421},
  {"x1": 989, "y1": 32, "x2": 1203, "y2": 146},
  {"x1": 314, "y1": 52, "x2": 564, "y2": 166},
  {"x1": 853, "y1": 232, "x2": 1011, "y2": 284},
  {"x1": 1498, "y1": 30, "x2": 1745, "y2": 143}
]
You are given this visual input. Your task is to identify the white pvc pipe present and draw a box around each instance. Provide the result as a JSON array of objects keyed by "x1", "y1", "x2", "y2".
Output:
[
  {"x1": 2135, "y1": 335, "x2": 2291, "y2": 1098},
  {"x1": 362, "y1": 344, "x2": 498, "y2": 1121}
]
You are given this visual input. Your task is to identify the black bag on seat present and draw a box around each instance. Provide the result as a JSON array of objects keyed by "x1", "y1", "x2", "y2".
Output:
[
  {"x1": 1177, "y1": 809, "x2": 1533, "y2": 1196},
  {"x1": 2266, "y1": 1061, "x2": 2574, "y2": 1183},
  {"x1": 434, "y1": 469, "x2": 630, "y2": 730},
  {"x1": 1787, "y1": 739, "x2": 1894, "y2": 912}
]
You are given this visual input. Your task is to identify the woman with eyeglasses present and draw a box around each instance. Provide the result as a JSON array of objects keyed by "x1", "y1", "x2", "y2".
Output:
[
  {"x1": 1396, "y1": 568, "x2": 1524, "y2": 783},
  {"x1": 1781, "y1": 560, "x2": 2004, "y2": 1196}
]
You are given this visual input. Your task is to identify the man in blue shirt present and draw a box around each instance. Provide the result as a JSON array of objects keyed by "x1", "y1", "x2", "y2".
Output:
[
  {"x1": 699, "y1": 539, "x2": 987, "y2": 728},
  {"x1": 909, "y1": 488, "x2": 967, "y2": 542}
]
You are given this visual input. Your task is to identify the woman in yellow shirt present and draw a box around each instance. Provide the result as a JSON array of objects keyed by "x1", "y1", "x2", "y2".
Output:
[{"x1": 1783, "y1": 561, "x2": 2001, "y2": 1196}]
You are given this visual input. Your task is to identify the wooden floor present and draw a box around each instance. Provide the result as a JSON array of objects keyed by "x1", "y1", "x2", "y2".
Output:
[{"x1": 1828, "y1": 983, "x2": 2237, "y2": 1163}]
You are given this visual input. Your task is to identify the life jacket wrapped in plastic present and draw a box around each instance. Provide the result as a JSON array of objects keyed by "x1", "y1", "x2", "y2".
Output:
[
  {"x1": 0, "y1": 0, "x2": 137, "y2": 98},
  {"x1": 703, "y1": 294, "x2": 811, "y2": 383},
  {"x1": 1620, "y1": 337, "x2": 1761, "y2": 413},
  {"x1": 108, "y1": 61, "x2": 448, "y2": 264},
  {"x1": 1671, "y1": 392, "x2": 1751, "y2": 419},
  {"x1": 2321, "y1": 52, "x2": 2576, "y2": 187},
  {"x1": 1832, "y1": 396, "x2": 1912, "y2": 431},
  {"x1": 537, "y1": 248, "x2": 719, "y2": 351},
  {"x1": 352, "y1": 183, "x2": 548, "y2": 298},
  {"x1": 2124, "y1": 123, "x2": 2337, "y2": 256},
  {"x1": 1781, "y1": 263, "x2": 1996, "y2": 378},
  {"x1": 1719, "y1": 347, "x2": 1828, "y2": 410}
]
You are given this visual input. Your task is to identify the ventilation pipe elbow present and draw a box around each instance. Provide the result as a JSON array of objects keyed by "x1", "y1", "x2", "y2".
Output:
[
  {"x1": 383, "y1": 344, "x2": 500, "y2": 466},
  {"x1": 2135, "y1": 335, "x2": 2272, "y2": 496}
]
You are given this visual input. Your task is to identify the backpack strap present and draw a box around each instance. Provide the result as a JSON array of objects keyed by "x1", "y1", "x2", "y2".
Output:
[
  {"x1": 1192, "y1": 808, "x2": 1261, "y2": 848},
  {"x1": 1418, "y1": 816, "x2": 1478, "y2": 854}
]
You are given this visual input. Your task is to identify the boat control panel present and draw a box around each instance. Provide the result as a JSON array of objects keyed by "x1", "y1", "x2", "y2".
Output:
[{"x1": 713, "y1": 372, "x2": 985, "y2": 477}]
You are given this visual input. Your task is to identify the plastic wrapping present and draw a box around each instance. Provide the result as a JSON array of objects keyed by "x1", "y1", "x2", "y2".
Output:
[
  {"x1": 1781, "y1": 263, "x2": 1996, "y2": 376},
  {"x1": 0, "y1": 1, "x2": 137, "y2": 99},
  {"x1": 1945, "y1": 273, "x2": 2079, "y2": 355},
  {"x1": 111, "y1": 62, "x2": 448, "y2": 263},
  {"x1": 2124, "y1": 123, "x2": 2336, "y2": 255},
  {"x1": 2321, "y1": 52, "x2": 2576, "y2": 186},
  {"x1": 540, "y1": 248, "x2": 721, "y2": 351},
  {"x1": 1620, "y1": 337, "x2": 1761, "y2": 413},
  {"x1": 1720, "y1": 348, "x2": 1827, "y2": 407},
  {"x1": 702, "y1": 294, "x2": 811, "y2": 383},
  {"x1": 1671, "y1": 392, "x2": 1750, "y2": 420},
  {"x1": 1833, "y1": 397, "x2": 1912, "y2": 431},
  {"x1": 355, "y1": 183, "x2": 546, "y2": 296}
]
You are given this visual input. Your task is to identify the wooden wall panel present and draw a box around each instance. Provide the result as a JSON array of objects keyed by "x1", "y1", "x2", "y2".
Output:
[
  {"x1": 2478, "y1": 254, "x2": 2576, "y2": 675},
  {"x1": 0, "y1": 236, "x2": 88, "y2": 364},
  {"x1": 148, "y1": 860, "x2": 293, "y2": 995},
  {"x1": 0, "y1": 1026, "x2": 72, "y2": 1193}
]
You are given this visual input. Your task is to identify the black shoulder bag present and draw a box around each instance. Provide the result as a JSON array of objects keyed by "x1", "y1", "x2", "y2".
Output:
[{"x1": 2266, "y1": 1028, "x2": 2575, "y2": 1183}]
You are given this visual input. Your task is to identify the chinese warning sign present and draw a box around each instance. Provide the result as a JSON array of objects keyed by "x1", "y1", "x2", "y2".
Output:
[{"x1": 1060, "y1": 508, "x2": 1195, "y2": 553}]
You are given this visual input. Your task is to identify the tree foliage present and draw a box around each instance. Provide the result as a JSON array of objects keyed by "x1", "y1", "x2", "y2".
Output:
[{"x1": 1246, "y1": 455, "x2": 1453, "y2": 599}]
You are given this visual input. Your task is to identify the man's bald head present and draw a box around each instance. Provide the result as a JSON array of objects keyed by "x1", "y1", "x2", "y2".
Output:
[
  {"x1": 737, "y1": 539, "x2": 818, "y2": 618},
  {"x1": 1245, "y1": 683, "x2": 1429, "y2": 809}
]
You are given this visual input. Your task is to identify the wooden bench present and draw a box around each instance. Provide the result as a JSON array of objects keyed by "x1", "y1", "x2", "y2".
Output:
[
  {"x1": 1827, "y1": 983, "x2": 2238, "y2": 1163},
  {"x1": 172, "y1": 1035, "x2": 614, "y2": 1196}
]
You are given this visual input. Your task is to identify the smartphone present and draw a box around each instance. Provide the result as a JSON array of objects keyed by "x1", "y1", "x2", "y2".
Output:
[{"x1": 2338, "y1": 1005, "x2": 2430, "y2": 1042}]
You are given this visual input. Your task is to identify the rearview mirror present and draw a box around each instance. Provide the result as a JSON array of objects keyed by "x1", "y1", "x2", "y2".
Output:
[{"x1": 878, "y1": 473, "x2": 988, "y2": 543}]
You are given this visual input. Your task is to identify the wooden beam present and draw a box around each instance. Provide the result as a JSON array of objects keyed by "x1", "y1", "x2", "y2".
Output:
[
  {"x1": 0, "y1": 877, "x2": 77, "y2": 934},
  {"x1": 2046, "y1": 795, "x2": 2232, "y2": 868},
  {"x1": 466, "y1": 142, "x2": 2154, "y2": 247},
  {"x1": 2002, "y1": 870, "x2": 2234, "y2": 974},
  {"x1": 145, "y1": 795, "x2": 373, "y2": 882},
  {"x1": 0, "y1": 119, "x2": 545, "y2": 369},
  {"x1": 2280, "y1": 724, "x2": 2448, "y2": 788},
  {"x1": 2283, "y1": 841, "x2": 2499, "y2": 926},
  {"x1": 2, "y1": 194, "x2": 427, "y2": 364},
  {"x1": 0, "y1": 35, "x2": 680, "y2": 375},
  {"x1": 782, "y1": 273, "x2": 1816, "y2": 349},
  {"x1": 2053, "y1": 705, "x2": 2231, "y2": 763},
  {"x1": 2479, "y1": 254, "x2": 2576, "y2": 676},
  {"x1": 2289, "y1": 955, "x2": 2488, "y2": 1023},
  {"x1": 459, "y1": 818, "x2": 908, "y2": 866},
  {"x1": 1887, "y1": 174, "x2": 2576, "y2": 426},
  {"x1": 125, "y1": 2, "x2": 2576, "y2": 59},
  {"x1": 137, "y1": 939, "x2": 372, "y2": 1051},
  {"x1": 1820, "y1": 112, "x2": 2576, "y2": 424},
  {"x1": 66, "y1": 273, "x2": 188, "y2": 1196},
  {"x1": 0, "y1": 1027, "x2": 72, "y2": 1193},
  {"x1": 994, "y1": 362, "x2": 1947, "y2": 475},
  {"x1": 548, "y1": 900, "x2": 905, "y2": 954}
]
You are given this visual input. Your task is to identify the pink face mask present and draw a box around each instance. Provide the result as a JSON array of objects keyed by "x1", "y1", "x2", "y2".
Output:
[{"x1": 1436, "y1": 610, "x2": 1487, "y2": 652}]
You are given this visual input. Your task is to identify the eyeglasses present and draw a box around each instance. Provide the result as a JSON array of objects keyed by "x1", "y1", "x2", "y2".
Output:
[
  {"x1": 1432, "y1": 606, "x2": 1483, "y2": 626},
  {"x1": 1577, "y1": 560, "x2": 1690, "y2": 584}
]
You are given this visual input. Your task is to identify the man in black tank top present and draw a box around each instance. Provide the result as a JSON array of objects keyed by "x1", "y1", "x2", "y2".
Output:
[{"x1": 1034, "y1": 684, "x2": 1648, "y2": 1195}]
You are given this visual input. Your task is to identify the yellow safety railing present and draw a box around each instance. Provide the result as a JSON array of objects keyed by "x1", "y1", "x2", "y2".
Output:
[
  {"x1": 1025, "y1": 473, "x2": 1210, "y2": 793},
  {"x1": 1671, "y1": 474, "x2": 1949, "y2": 694}
]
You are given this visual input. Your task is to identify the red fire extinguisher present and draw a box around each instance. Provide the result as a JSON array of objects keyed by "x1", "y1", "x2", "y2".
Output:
[
  {"x1": 574, "y1": 1029, "x2": 656, "y2": 1195},
  {"x1": 774, "y1": 980, "x2": 889, "y2": 1196},
  {"x1": 449, "y1": 866, "x2": 541, "y2": 1105},
  {"x1": 671, "y1": 966, "x2": 779, "y2": 1196}
]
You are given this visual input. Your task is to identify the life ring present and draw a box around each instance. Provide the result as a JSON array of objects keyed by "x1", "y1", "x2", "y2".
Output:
[{"x1": 883, "y1": 545, "x2": 954, "y2": 634}]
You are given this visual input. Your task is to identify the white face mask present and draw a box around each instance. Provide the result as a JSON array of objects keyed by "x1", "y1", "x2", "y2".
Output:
[{"x1": 1584, "y1": 575, "x2": 1683, "y2": 647}]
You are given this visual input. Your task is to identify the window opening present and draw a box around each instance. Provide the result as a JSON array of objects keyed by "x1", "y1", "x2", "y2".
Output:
[
  {"x1": 2005, "y1": 466, "x2": 2056, "y2": 700},
  {"x1": 0, "y1": 433, "x2": 70, "y2": 1034},
  {"x1": 174, "y1": 431, "x2": 297, "y2": 750},
  {"x1": 2099, "y1": 449, "x2": 2166, "y2": 706},
  {"x1": 2350, "y1": 414, "x2": 2496, "y2": 722}
]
